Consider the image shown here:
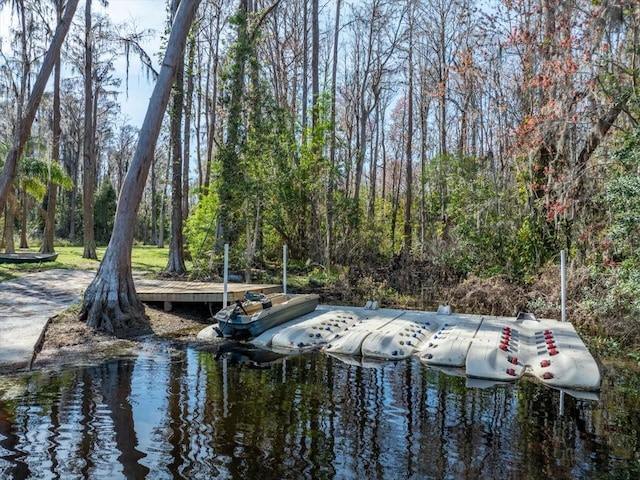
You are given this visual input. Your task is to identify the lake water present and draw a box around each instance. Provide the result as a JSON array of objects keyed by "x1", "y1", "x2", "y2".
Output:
[{"x1": 1, "y1": 341, "x2": 638, "y2": 479}]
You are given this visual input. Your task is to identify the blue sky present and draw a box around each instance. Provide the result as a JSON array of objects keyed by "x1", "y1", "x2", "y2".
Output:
[
  {"x1": 96, "y1": 0, "x2": 166, "y2": 127},
  {"x1": 0, "y1": 0, "x2": 166, "y2": 128}
]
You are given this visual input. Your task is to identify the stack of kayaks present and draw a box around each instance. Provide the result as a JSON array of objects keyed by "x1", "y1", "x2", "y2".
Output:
[{"x1": 199, "y1": 302, "x2": 601, "y2": 392}]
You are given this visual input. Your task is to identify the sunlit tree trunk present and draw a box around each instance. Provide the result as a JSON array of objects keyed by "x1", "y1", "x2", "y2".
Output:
[
  {"x1": 19, "y1": 190, "x2": 28, "y2": 248},
  {"x1": 309, "y1": 0, "x2": 322, "y2": 263},
  {"x1": 325, "y1": 0, "x2": 341, "y2": 268},
  {"x1": 69, "y1": 145, "x2": 80, "y2": 243},
  {"x1": 82, "y1": 0, "x2": 97, "y2": 259},
  {"x1": 203, "y1": 3, "x2": 222, "y2": 193},
  {"x1": 165, "y1": 0, "x2": 187, "y2": 275},
  {"x1": 9, "y1": 0, "x2": 31, "y2": 253},
  {"x1": 301, "y1": 0, "x2": 308, "y2": 140},
  {"x1": 41, "y1": 13, "x2": 63, "y2": 254},
  {"x1": 4, "y1": 194, "x2": 17, "y2": 253},
  {"x1": 419, "y1": 77, "x2": 431, "y2": 259},
  {"x1": 80, "y1": 0, "x2": 201, "y2": 335},
  {"x1": 160, "y1": 177, "x2": 168, "y2": 248},
  {"x1": 403, "y1": 2, "x2": 414, "y2": 256},
  {"x1": 182, "y1": 33, "x2": 196, "y2": 223},
  {"x1": 151, "y1": 152, "x2": 158, "y2": 246}
]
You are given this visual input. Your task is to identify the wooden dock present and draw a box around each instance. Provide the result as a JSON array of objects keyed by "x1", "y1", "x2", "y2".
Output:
[{"x1": 135, "y1": 279, "x2": 281, "y2": 311}]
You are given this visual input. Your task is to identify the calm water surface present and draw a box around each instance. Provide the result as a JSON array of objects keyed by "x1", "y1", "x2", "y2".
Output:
[{"x1": 0, "y1": 341, "x2": 639, "y2": 479}]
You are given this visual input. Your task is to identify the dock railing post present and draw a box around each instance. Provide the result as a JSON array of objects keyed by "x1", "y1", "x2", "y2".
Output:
[
  {"x1": 560, "y1": 249, "x2": 568, "y2": 414},
  {"x1": 283, "y1": 244, "x2": 288, "y2": 294},
  {"x1": 561, "y1": 250, "x2": 566, "y2": 322},
  {"x1": 223, "y1": 243, "x2": 229, "y2": 308}
]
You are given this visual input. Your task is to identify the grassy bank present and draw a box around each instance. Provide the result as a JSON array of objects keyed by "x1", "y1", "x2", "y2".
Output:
[{"x1": 0, "y1": 245, "x2": 171, "y2": 282}]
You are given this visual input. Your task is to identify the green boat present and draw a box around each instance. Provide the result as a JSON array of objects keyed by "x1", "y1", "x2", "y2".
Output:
[{"x1": 0, "y1": 252, "x2": 59, "y2": 264}]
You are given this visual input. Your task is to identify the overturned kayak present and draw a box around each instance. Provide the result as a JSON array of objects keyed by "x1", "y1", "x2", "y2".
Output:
[{"x1": 212, "y1": 292, "x2": 319, "y2": 339}]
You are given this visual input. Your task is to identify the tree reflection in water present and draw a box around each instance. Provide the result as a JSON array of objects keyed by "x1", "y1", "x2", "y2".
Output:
[{"x1": 0, "y1": 344, "x2": 638, "y2": 479}]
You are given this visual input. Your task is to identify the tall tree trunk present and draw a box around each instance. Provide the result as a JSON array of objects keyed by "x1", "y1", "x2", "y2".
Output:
[
  {"x1": 3, "y1": 194, "x2": 17, "y2": 253},
  {"x1": 301, "y1": 0, "x2": 308, "y2": 140},
  {"x1": 195, "y1": 42, "x2": 204, "y2": 190},
  {"x1": 438, "y1": 8, "x2": 447, "y2": 157},
  {"x1": 419, "y1": 83, "x2": 430, "y2": 259},
  {"x1": 151, "y1": 153, "x2": 158, "y2": 245},
  {"x1": 182, "y1": 33, "x2": 196, "y2": 223},
  {"x1": 309, "y1": 0, "x2": 321, "y2": 263},
  {"x1": 0, "y1": 0, "x2": 80, "y2": 218},
  {"x1": 218, "y1": 0, "x2": 250, "y2": 246},
  {"x1": 203, "y1": 8, "x2": 221, "y2": 193},
  {"x1": 403, "y1": 5, "x2": 414, "y2": 256},
  {"x1": 80, "y1": 0, "x2": 201, "y2": 335},
  {"x1": 41, "y1": 22, "x2": 62, "y2": 254},
  {"x1": 354, "y1": 98, "x2": 367, "y2": 206},
  {"x1": 82, "y1": 0, "x2": 97, "y2": 259},
  {"x1": 166, "y1": 0, "x2": 187, "y2": 275},
  {"x1": 158, "y1": 172, "x2": 168, "y2": 248},
  {"x1": 69, "y1": 145, "x2": 80, "y2": 242},
  {"x1": 325, "y1": 0, "x2": 341, "y2": 268},
  {"x1": 19, "y1": 190, "x2": 28, "y2": 248},
  {"x1": 368, "y1": 100, "x2": 380, "y2": 223}
]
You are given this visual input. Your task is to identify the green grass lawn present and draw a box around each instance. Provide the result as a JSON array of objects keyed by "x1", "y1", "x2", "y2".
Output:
[{"x1": 0, "y1": 245, "x2": 171, "y2": 282}]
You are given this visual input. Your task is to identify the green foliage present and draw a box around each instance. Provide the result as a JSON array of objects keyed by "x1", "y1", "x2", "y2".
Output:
[
  {"x1": 216, "y1": 6, "x2": 254, "y2": 246},
  {"x1": 606, "y1": 126, "x2": 640, "y2": 254},
  {"x1": 263, "y1": 95, "x2": 336, "y2": 260},
  {"x1": 284, "y1": 262, "x2": 342, "y2": 292},
  {"x1": 94, "y1": 179, "x2": 117, "y2": 245},
  {"x1": 587, "y1": 335, "x2": 623, "y2": 358},
  {"x1": 604, "y1": 174, "x2": 640, "y2": 260},
  {"x1": 628, "y1": 350, "x2": 640, "y2": 366},
  {"x1": 211, "y1": 3, "x2": 341, "y2": 266},
  {"x1": 420, "y1": 153, "x2": 529, "y2": 278},
  {"x1": 13, "y1": 140, "x2": 73, "y2": 203},
  {"x1": 10, "y1": 171, "x2": 45, "y2": 206},
  {"x1": 1, "y1": 139, "x2": 74, "y2": 243},
  {"x1": 575, "y1": 126, "x2": 640, "y2": 349},
  {"x1": 511, "y1": 216, "x2": 545, "y2": 279},
  {"x1": 185, "y1": 190, "x2": 219, "y2": 264},
  {"x1": 581, "y1": 263, "x2": 640, "y2": 343}
]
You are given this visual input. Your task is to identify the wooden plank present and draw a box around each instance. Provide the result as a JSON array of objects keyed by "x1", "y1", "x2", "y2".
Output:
[{"x1": 134, "y1": 279, "x2": 281, "y2": 305}]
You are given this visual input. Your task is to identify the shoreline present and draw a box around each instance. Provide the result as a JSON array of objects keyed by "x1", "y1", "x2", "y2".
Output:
[{"x1": 29, "y1": 304, "x2": 212, "y2": 372}]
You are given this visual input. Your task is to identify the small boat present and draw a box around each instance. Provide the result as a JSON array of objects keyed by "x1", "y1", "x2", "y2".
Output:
[
  {"x1": 0, "y1": 252, "x2": 59, "y2": 264},
  {"x1": 214, "y1": 292, "x2": 319, "y2": 339}
]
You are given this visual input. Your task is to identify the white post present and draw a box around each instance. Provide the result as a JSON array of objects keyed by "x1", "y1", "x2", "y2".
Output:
[
  {"x1": 561, "y1": 250, "x2": 567, "y2": 322},
  {"x1": 283, "y1": 244, "x2": 288, "y2": 294},
  {"x1": 223, "y1": 243, "x2": 229, "y2": 308}
]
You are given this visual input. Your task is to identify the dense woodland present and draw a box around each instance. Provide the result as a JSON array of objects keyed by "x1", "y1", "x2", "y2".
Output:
[{"x1": 1, "y1": 0, "x2": 639, "y2": 346}]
